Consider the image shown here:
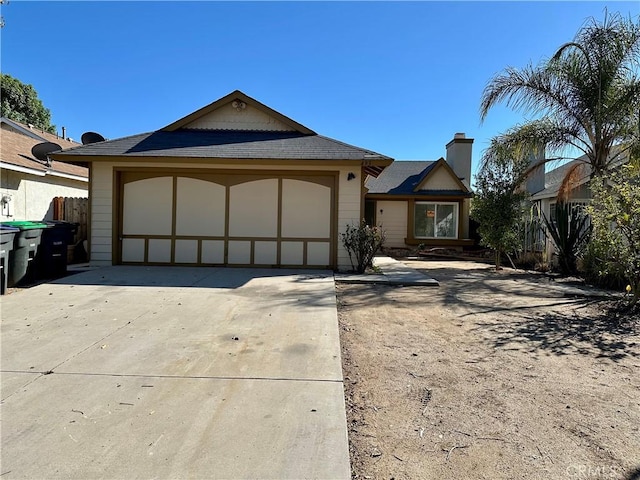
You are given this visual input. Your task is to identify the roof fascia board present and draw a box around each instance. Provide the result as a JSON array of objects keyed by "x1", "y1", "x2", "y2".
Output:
[
  {"x1": 0, "y1": 161, "x2": 46, "y2": 176},
  {"x1": 46, "y1": 170, "x2": 89, "y2": 182},
  {"x1": 161, "y1": 90, "x2": 316, "y2": 135},
  {"x1": 48, "y1": 154, "x2": 389, "y2": 166},
  {"x1": 413, "y1": 158, "x2": 470, "y2": 193}
]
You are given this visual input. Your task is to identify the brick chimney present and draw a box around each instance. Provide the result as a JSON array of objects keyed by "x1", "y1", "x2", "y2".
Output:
[{"x1": 445, "y1": 133, "x2": 473, "y2": 188}]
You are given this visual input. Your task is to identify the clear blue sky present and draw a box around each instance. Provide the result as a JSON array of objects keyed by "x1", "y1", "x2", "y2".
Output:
[{"x1": 2, "y1": 1, "x2": 638, "y2": 178}]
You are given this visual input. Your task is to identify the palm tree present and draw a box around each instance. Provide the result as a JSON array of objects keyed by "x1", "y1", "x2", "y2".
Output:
[{"x1": 479, "y1": 12, "x2": 640, "y2": 194}]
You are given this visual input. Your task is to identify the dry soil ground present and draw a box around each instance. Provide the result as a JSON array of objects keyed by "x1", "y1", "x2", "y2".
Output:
[{"x1": 337, "y1": 260, "x2": 640, "y2": 480}]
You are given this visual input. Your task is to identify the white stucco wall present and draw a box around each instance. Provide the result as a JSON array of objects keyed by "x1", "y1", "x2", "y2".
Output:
[
  {"x1": 375, "y1": 200, "x2": 408, "y2": 247},
  {"x1": 90, "y1": 161, "x2": 362, "y2": 270},
  {"x1": 0, "y1": 168, "x2": 88, "y2": 221}
]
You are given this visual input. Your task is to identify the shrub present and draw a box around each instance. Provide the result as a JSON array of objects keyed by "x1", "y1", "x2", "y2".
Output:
[
  {"x1": 587, "y1": 165, "x2": 640, "y2": 306},
  {"x1": 341, "y1": 221, "x2": 386, "y2": 274},
  {"x1": 542, "y1": 201, "x2": 592, "y2": 275},
  {"x1": 581, "y1": 237, "x2": 626, "y2": 291}
]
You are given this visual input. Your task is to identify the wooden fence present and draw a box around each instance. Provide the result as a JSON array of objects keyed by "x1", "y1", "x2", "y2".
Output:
[{"x1": 53, "y1": 197, "x2": 88, "y2": 261}]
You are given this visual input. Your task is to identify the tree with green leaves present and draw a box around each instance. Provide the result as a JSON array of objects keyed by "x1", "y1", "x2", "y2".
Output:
[
  {"x1": 480, "y1": 12, "x2": 640, "y2": 192},
  {"x1": 470, "y1": 141, "x2": 529, "y2": 271},
  {"x1": 588, "y1": 164, "x2": 640, "y2": 307},
  {"x1": 1, "y1": 73, "x2": 56, "y2": 133}
]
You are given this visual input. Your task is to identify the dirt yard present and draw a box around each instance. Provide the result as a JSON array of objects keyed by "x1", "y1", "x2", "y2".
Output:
[{"x1": 337, "y1": 260, "x2": 640, "y2": 480}]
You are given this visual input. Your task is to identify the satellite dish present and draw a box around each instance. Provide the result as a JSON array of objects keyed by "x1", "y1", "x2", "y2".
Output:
[
  {"x1": 31, "y1": 142, "x2": 62, "y2": 161},
  {"x1": 81, "y1": 131, "x2": 106, "y2": 145}
]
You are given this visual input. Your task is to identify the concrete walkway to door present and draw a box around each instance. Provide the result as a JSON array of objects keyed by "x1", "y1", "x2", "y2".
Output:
[{"x1": 1, "y1": 267, "x2": 350, "y2": 479}]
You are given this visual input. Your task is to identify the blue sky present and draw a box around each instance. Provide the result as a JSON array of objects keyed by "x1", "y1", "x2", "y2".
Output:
[{"x1": 2, "y1": 1, "x2": 637, "y2": 178}]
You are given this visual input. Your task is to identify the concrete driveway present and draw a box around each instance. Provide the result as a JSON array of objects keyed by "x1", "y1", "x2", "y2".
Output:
[{"x1": 1, "y1": 266, "x2": 350, "y2": 479}]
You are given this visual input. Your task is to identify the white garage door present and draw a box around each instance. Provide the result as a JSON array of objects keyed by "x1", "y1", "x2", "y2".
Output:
[{"x1": 118, "y1": 171, "x2": 336, "y2": 268}]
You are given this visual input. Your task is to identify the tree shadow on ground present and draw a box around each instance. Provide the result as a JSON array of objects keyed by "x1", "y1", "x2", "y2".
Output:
[{"x1": 473, "y1": 300, "x2": 640, "y2": 362}]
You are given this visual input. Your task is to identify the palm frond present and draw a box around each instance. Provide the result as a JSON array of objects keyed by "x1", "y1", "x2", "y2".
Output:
[
  {"x1": 480, "y1": 12, "x2": 640, "y2": 181},
  {"x1": 557, "y1": 162, "x2": 588, "y2": 202}
]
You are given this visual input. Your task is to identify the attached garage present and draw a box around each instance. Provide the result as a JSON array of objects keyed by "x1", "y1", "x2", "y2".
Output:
[{"x1": 52, "y1": 90, "x2": 392, "y2": 270}]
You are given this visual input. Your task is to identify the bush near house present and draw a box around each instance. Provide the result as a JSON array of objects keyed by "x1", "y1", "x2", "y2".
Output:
[
  {"x1": 587, "y1": 165, "x2": 640, "y2": 307},
  {"x1": 341, "y1": 221, "x2": 385, "y2": 274}
]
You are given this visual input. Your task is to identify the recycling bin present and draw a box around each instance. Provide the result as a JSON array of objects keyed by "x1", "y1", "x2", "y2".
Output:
[
  {"x1": 1, "y1": 221, "x2": 48, "y2": 287},
  {"x1": 37, "y1": 221, "x2": 79, "y2": 278},
  {"x1": 0, "y1": 225, "x2": 20, "y2": 294}
]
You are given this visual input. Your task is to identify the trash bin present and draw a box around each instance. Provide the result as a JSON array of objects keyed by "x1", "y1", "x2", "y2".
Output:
[
  {"x1": 0, "y1": 225, "x2": 20, "y2": 294},
  {"x1": 1, "y1": 221, "x2": 48, "y2": 287},
  {"x1": 37, "y1": 221, "x2": 79, "y2": 278}
]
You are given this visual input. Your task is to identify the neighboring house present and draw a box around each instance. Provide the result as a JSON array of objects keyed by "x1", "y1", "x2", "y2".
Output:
[
  {"x1": 527, "y1": 149, "x2": 630, "y2": 258},
  {"x1": 50, "y1": 90, "x2": 393, "y2": 270},
  {"x1": 364, "y1": 133, "x2": 474, "y2": 249},
  {"x1": 529, "y1": 157, "x2": 592, "y2": 222},
  {"x1": 529, "y1": 147, "x2": 630, "y2": 216},
  {"x1": 0, "y1": 117, "x2": 88, "y2": 221}
]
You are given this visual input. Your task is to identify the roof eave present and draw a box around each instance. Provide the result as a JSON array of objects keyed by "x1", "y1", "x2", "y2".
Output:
[{"x1": 0, "y1": 161, "x2": 46, "y2": 176}]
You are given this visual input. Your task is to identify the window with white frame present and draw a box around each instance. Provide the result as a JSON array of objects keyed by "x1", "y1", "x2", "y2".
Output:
[{"x1": 414, "y1": 202, "x2": 458, "y2": 239}]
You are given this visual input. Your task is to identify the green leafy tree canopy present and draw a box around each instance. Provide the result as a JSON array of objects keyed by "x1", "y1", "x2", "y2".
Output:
[
  {"x1": 1, "y1": 73, "x2": 56, "y2": 133},
  {"x1": 470, "y1": 143, "x2": 529, "y2": 270}
]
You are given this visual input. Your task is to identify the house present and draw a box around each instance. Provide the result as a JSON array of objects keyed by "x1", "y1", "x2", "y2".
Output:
[
  {"x1": 50, "y1": 90, "x2": 393, "y2": 270},
  {"x1": 364, "y1": 133, "x2": 474, "y2": 249},
  {"x1": 0, "y1": 117, "x2": 88, "y2": 221},
  {"x1": 526, "y1": 149, "x2": 630, "y2": 259},
  {"x1": 529, "y1": 146, "x2": 632, "y2": 215}
]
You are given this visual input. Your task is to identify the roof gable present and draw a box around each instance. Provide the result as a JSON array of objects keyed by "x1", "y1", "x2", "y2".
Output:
[
  {"x1": 162, "y1": 90, "x2": 316, "y2": 134},
  {"x1": 415, "y1": 158, "x2": 468, "y2": 192}
]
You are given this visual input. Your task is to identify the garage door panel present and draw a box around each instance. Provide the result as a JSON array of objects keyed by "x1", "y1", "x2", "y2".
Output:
[
  {"x1": 122, "y1": 238, "x2": 145, "y2": 262},
  {"x1": 148, "y1": 239, "x2": 172, "y2": 263},
  {"x1": 228, "y1": 241, "x2": 251, "y2": 264},
  {"x1": 281, "y1": 180, "x2": 331, "y2": 238},
  {"x1": 176, "y1": 178, "x2": 225, "y2": 236},
  {"x1": 307, "y1": 242, "x2": 330, "y2": 266},
  {"x1": 281, "y1": 241, "x2": 304, "y2": 265},
  {"x1": 229, "y1": 179, "x2": 278, "y2": 237},
  {"x1": 254, "y1": 241, "x2": 277, "y2": 265},
  {"x1": 123, "y1": 177, "x2": 173, "y2": 235},
  {"x1": 175, "y1": 239, "x2": 198, "y2": 264},
  {"x1": 201, "y1": 240, "x2": 224, "y2": 264}
]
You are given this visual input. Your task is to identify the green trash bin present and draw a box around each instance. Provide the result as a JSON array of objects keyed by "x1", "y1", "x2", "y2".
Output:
[
  {"x1": 1, "y1": 221, "x2": 48, "y2": 287},
  {"x1": 1, "y1": 225, "x2": 20, "y2": 294}
]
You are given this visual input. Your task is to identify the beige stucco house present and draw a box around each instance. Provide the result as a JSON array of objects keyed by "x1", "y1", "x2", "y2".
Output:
[
  {"x1": 364, "y1": 134, "x2": 474, "y2": 249},
  {"x1": 0, "y1": 117, "x2": 88, "y2": 221},
  {"x1": 51, "y1": 90, "x2": 393, "y2": 270}
]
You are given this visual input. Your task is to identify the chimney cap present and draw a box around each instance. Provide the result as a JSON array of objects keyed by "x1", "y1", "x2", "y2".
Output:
[{"x1": 454, "y1": 132, "x2": 466, "y2": 139}]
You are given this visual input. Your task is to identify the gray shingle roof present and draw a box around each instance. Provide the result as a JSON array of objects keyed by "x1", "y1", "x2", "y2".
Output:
[
  {"x1": 531, "y1": 159, "x2": 589, "y2": 199},
  {"x1": 531, "y1": 146, "x2": 629, "y2": 200},
  {"x1": 366, "y1": 160, "x2": 472, "y2": 197},
  {"x1": 52, "y1": 129, "x2": 392, "y2": 161},
  {"x1": 366, "y1": 161, "x2": 435, "y2": 194}
]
